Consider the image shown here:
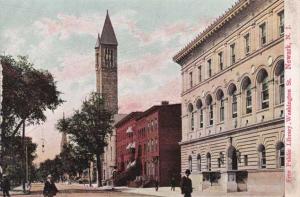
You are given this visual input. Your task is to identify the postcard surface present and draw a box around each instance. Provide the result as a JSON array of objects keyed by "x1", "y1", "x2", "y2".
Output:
[{"x1": 0, "y1": 0, "x2": 299, "y2": 196}]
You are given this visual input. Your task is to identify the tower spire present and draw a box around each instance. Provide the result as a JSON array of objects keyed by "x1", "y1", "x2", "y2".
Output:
[{"x1": 99, "y1": 10, "x2": 118, "y2": 45}]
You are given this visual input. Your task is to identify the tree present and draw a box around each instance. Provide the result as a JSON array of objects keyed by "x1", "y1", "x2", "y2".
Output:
[
  {"x1": 0, "y1": 55, "x2": 63, "y2": 191},
  {"x1": 60, "y1": 144, "x2": 92, "y2": 179},
  {"x1": 1, "y1": 55, "x2": 63, "y2": 137},
  {"x1": 56, "y1": 92, "x2": 114, "y2": 187}
]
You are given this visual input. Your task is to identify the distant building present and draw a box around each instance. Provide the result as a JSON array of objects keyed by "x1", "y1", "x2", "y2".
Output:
[
  {"x1": 115, "y1": 102, "x2": 182, "y2": 187},
  {"x1": 102, "y1": 113, "x2": 127, "y2": 185},
  {"x1": 173, "y1": 0, "x2": 284, "y2": 194},
  {"x1": 60, "y1": 114, "x2": 68, "y2": 153}
]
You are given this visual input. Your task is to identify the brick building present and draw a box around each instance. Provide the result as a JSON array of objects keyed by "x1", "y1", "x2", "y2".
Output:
[{"x1": 115, "y1": 102, "x2": 181, "y2": 186}]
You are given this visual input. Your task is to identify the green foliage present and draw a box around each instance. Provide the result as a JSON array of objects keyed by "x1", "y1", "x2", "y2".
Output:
[
  {"x1": 2, "y1": 137, "x2": 37, "y2": 185},
  {"x1": 1, "y1": 55, "x2": 64, "y2": 137},
  {"x1": 59, "y1": 143, "x2": 92, "y2": 177},
  {"x1": 56, "y1": 92, "x2": 114, "y2": 186},
  {"x1": 37, "y1": 156, "x2": 63, "y2": 182},
  {"x1": 56, "y1": 92, "x2": 114, "y2": 155}
]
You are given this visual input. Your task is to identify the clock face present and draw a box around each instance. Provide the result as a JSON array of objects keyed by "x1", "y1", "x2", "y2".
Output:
[{"x1": 268, "y1": 56, "x2": 273, "y2": 66}]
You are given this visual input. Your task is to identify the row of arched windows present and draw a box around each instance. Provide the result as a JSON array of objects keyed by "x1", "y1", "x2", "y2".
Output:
[
  {"x1": 187, "y1": 60, "x2": 284, "y2": 130},
  {"x1": 187, "y1": 142, "x2": 284, "y2": 172}
]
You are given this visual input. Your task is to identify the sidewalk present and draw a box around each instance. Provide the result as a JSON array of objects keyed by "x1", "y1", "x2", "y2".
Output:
[
  {"x1": 67, "y1": 184, "x2": 284, "y2": 197},
  {"x1": 121, "y1": 187, "x2": 284, "y2": 197}
]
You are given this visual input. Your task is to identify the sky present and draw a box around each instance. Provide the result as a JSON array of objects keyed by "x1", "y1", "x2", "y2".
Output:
[{"x1": 0, "y1": 0, "x2": 237, "y2": 163}]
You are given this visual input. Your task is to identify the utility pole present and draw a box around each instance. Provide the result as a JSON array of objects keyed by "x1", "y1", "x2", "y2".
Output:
[
  {"x1": 0, "y1": 60, "x2": 3, "y2": 177},
  {"x1": 22, "y1": 121, "x2": 26, "y2": 192},
  {"x1": 25, "y1": 142, "x2": 29, "y2": 184}
]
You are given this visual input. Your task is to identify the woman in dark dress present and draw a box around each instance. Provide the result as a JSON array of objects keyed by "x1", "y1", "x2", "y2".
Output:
[{"x1": 43, "y1": 175, "x2": 58, "y2": 197}]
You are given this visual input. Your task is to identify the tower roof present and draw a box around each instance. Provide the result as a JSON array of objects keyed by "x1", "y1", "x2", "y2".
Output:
[{"x1": 98, "y1": 10, "x2": 118, "y2": 46}]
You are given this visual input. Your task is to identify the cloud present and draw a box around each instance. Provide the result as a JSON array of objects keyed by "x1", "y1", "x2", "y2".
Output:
[
  {"x1": 34, "y1": 14, "x2": 103, "y2": 40},
  {"x1": 119, "y1": 48, "x2": 175, "y2": 78},
  {"x1": 2, "y1": 28, "x2": 25, "y2": 55},
  {"x1": 52, "y1": 53, "x2": 94, "y2": 82},
  {"x1": 33, "y1": 11, "x2": 211, "y2": 48},
  {"x1": 119, "y1": 77, "x2": 181, "y2": 113}
]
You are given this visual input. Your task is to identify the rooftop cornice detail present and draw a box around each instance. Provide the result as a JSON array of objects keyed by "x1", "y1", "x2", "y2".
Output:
[{"x1": 173, "y1": 0, "x2": 250, "y2": 63}]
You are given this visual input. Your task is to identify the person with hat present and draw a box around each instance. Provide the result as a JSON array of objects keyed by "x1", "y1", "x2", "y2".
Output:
[
  {"x1": 2, "y1": 174, "x2": 11, "y2": 197},
  {"x1": 43, "y1": 175, "x2": 58, "y2": 197},
  {"x1": 180, "y1": 169, "x2": 193, "y2": 197}
]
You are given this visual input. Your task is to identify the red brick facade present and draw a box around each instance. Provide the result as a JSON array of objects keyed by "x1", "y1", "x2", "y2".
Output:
[{"x1": 115, "y1": 103, "x2": 181, "y2": 186}]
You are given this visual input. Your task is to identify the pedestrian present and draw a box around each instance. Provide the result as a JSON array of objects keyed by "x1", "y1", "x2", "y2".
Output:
[
  {"x1": 171, "y1": 176, "x2": 176, "y2": 191},
  {"x1": 180, "y1": 169, "x2": 193, "y2": 197},
  {"x1": 43, "y1": 175, "x2": 58, "y2": 197},
  {"x1": 154, "y1": 177, "x2": 159, "y2": 191},
  {"x1": 2, "y1": 174, "x2": 10, "y2": 197}
]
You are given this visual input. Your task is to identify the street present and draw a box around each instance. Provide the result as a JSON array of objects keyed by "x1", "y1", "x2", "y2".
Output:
[{"x1": 16, "y1": 183, "x2": 156, "y2": 197}]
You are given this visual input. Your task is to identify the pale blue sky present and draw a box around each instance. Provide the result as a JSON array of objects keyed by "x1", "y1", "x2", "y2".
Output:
[{"x1": 0, "y1": 0, "x2": 237, "y2": 162}]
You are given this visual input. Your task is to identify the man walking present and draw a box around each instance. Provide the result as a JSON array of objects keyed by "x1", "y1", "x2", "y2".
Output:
[
  {"x1": 180, "y1": 169, "x2": 193, "y2": 197},
  {"x1": 154, "y1": 177, "x2": 159, "y2": 191},
  {"x1": 2, "y1": 174, "x2": 10, "y2": 197},
  {"x1": 170, "y1": 176, "x2": 176, "y2": 191}
]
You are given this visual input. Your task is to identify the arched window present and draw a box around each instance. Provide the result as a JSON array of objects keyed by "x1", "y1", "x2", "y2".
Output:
[
  {"x1": 257, "y1": 69, "x2": 269, "y2": 109},
  {"x1": 258, "y1": 144, "x2": 266, "y2": 168},
  {"x1": 228, "y1": 84, "x2": 238, "y2": 118},
  {"x1": 206, "y1": 95, "x2": 213, "y2": 126},
  {"x1": 188, "y1": 155, "x2": 193, "y2": 172},
  {"x1": 275, "y1": 60, "x2": 284, "y2": 104},
  {"x1": 216, "y1": 89, "x2": 225, "y2": 122},
  {"x1": 241, "y1": 77, "x2": 252, "y2": 114},
  {"x1": 206, "y1": 153, "x2": 211, "y2": 171},
  {"x1": 188, "y1": 103, "x2": 194, "y2": 131},
  {"x1": 197, "y1": 154, "x2": 201, "y2": 171},
  {"x1": 196, "y1": 99, "x2": 204, "y2": 128},
  {"x1": 276, "y1": 142, "x2": 285, "y2": 168}
]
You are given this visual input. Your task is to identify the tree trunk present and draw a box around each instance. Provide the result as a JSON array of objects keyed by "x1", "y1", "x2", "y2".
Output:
[
  {"x1": 96, "y1": 153, "x2": 102, "y2": 187},
  {"x1": 88, "y1": 162, "x2": 92, "y2": 187}
]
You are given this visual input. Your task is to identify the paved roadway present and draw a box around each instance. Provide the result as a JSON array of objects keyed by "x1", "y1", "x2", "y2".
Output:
[{"x1": 16, "y1": 183, "x2": 156, "y2": 197}]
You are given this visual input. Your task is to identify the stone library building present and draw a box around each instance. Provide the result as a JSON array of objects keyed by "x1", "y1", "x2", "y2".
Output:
[{"x1": 173, "y1": 0, "x2": 284, "y2": 194}]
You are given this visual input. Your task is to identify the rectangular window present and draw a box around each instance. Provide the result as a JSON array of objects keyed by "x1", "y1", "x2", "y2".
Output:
[
  {"x1": 244, "y1": 33, "x2": 250, "y2": 55},
  {"x1": 278, "y1": 11, "x2": 284, "y2": 36},
  {"x1": 246, "y1": 86, "x2": 252, "y2": 114},
  {"x1": 220, "y1": 99, "x2": 225, "y2": 122},
  {"x1": 209, "y1": 105, "x2": 213, "y2": 126},
  {"x1": 244, "y1": 155, "x2": 248, "y2": 166},
  {"x1": 230, "y1": 43, "x2": 236, "y2": 65},
  {"x1": 218, "y1": 52, "x2": 223, "y2": 71},
  {"x1": 279, "y1": 72, "x2": 284, "y2": 104},
  {"x1": 262, "y1": 78, "x2": 269, "y2": 109},
  {"x1": 189, "y1": 72, "x2": 193, "y2": 88},
  {"x1": 260, "y1": 23, "x2": 267, "y2": 46},
  {"x1": 207, "y1": 59, "x2": 212, "y2": 77},
  {"x1": 232, "y1": 94, "x2": 238, "y2": 118},
  {"x1": 191, "y1": 112, "x2": 194, "y2": 130},
  {"x1": 198, "y1": 66, "x2": 202, "y2": 82},
  {"x1": 279, "y1": 148, "x2": 285, "y2": 167},
  {"x1": 199, "y1": 109, "x2": 204, "y2": 128},
  {"x1": 261, "y1": 151, "x2": 266, "y2": 168},
  {"x1": 218, "y1": 158, "x2": 221, "y2": 168}
]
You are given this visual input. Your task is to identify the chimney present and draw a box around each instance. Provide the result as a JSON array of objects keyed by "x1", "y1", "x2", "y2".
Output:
[{"x1": 161, "y1": 101, "x2": 169, "y2": 105}]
